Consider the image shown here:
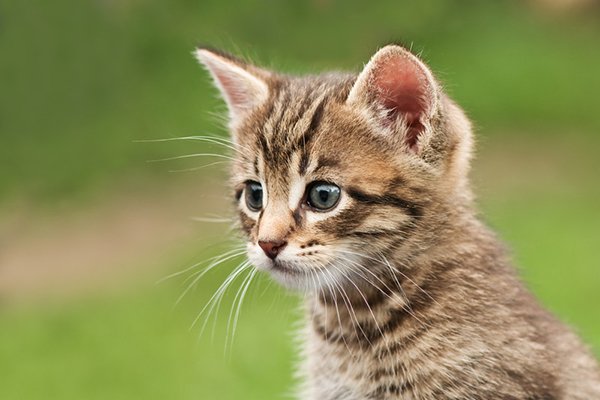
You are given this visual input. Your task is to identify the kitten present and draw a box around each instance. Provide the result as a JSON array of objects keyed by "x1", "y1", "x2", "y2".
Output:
[{"x1": 195, "y1": 45, "x2": 600, "y2": 399}]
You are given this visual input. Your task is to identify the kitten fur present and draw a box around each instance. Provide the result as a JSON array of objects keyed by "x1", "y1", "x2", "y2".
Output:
[{"x1": 195, "y1": 45, "x2": 600, "y2": 399}]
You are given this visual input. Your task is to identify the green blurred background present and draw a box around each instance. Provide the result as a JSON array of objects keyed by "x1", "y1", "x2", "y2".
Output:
[{"x1": 1, "y1": 0, "x2": 599, "y2": 398}]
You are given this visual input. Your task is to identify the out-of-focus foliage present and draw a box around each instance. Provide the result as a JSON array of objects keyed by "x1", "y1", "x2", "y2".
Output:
[{"x1": 0, "y1": 1, "x2": 598, "y2": 399}]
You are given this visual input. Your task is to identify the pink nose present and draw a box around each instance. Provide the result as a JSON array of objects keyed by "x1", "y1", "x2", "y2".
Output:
[{"x1": 258, "y1": 240, "x2": 287, "y2": 259}]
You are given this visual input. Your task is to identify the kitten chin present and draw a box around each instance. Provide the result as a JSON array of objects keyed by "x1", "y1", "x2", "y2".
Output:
[{"x1": 196, "y1": 45, "x2": 600, "y2": 399}]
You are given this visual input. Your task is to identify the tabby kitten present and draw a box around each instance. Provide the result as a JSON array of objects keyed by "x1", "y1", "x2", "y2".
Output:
[{"x1": 195, "y1": 45, "x2": 600, "y2": 399}]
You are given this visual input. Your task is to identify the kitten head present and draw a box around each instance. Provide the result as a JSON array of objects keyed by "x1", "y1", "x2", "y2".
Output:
[{"x1": 196, "y1": 45, "x2": 474, "y2": 292}]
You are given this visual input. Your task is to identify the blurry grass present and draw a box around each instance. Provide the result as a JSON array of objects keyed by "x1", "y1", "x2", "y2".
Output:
[
  {"x1": 475, "y1": 134, "x2": 600, "y2": 350},
  {"x1": 0, "y1": 250, "x2": 300, "y2": 400},
  {"x1": 485, "y1": 197, "x2": 600, "y2": 350}
]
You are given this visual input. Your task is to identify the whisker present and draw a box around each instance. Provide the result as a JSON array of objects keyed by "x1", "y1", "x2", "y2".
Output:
[
  {"x1": 331, "y1": 262, "x2": 385, "y2": 345},
  {"x1": 333, "y1": 258, "x2": 404, "y2": 365},
  {"x1": 377, "y1": 253, "x2": 417, "y2": 314},
  {"x1": 176, "y1": 249, "x2": 247, "y2": 306},
  {"x1": 191, "y1": 216, "x2": 235, "y2": 224},
  {"x1": 331, "y1": 264, "x2": 374, "y2": 347},
  {"x1": 134, "y1": 135, "x2": 238, "y2": 151},
  {"x1": 148, "y1": 153, "x2": 236, "y2": 163},
  {"x1": 334, "y1": 252, "x2": 398, "y2": 299},
  {"x1": 156, "y1": 246, "x2": 244, "y2": 285},
  {"x1": 335, "y1": 252, "x2": 432, "y2": 328},
  {"x1": 321, "y1": 267, "x2": 365, "y2": 350},
  {"x1": 135, "y1": 135, "x2": 231, "y2": 143},
  {"x1": 167, "y1": 161, "x2": 229, "y2": 173},
  {"x1": 180, "y1": 247, "x2": 246, "y2": 287},
  {"x1": 319, "y1": 267, "x2": 353, "y2": 356},
  {"x1": 135, "y1": 134, "x2": 255, "y2": 156},
  {"x1": 224, "y1": 267, "x2": 253, "y2": 353},
  {"x1": 227, "y1": 267, "x2": 259, "y2": 354},
  {"x1": 307, "y1": 268, "x2": 328, "y2": 342},
  {"x1": 203, "y1": 261, "x2": 254, "y2": 342},
  {"x1": 193, "y1": 260, "x2": 252, "y2": 332},
  {"x1": 337, "y1": 248, "x2": 439, "y2": 306}
]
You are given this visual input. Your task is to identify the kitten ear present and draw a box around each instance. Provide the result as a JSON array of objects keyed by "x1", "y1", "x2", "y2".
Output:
[
  {"x1": 195, "y1": 48, "x2": 271, "y2": 125},
  {"x1": 347, "y1": 45, "x2": 439, "y2": 153}
]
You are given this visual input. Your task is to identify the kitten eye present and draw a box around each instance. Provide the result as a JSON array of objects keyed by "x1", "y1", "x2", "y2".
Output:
[
  {"x1": 306, "y1": 182, "x2": 341, "y2": 211},
  {"x1": 244, "y1": 181, "x2": 263, "y2": 211}
]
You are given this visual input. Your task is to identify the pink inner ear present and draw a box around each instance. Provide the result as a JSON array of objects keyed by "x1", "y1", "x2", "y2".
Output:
[
  {"x1": 373, "y1": 56, "x2": 430, "y2": 151},
  {"x1": 213, "y1": 69, "x2": 252, "y2": 110}
]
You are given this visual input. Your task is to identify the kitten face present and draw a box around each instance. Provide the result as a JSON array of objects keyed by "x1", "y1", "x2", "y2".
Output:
[
  {"x1": 233, "y1": 88, "x2": 423, "y2": 290},
  {"x1": 197, "y1": 46, "x2": 473, "y2": 292}
]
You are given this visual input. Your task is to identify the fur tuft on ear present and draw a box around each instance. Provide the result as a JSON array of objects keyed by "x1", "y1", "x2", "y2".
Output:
[
  {"x1": 347, "y1": 45, "x2": 439, "y2": 153},
  {"x1": 195, "y1": 48, "x2": 271, "y2": 125}
]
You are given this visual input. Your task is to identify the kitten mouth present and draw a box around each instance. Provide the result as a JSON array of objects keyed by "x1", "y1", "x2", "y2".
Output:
[{"x1": 270, "y1": 260, "x2": 304, "y2": 276}]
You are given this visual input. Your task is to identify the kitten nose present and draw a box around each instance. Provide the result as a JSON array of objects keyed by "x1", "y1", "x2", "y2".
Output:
[{"x1": 258, "y1": 240, "x2": 287, "y2": 259}]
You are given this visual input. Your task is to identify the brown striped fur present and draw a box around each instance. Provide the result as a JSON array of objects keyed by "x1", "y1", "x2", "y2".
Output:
[{"x1": 196, "y1": 45, "x2": 600, "y2": 399}]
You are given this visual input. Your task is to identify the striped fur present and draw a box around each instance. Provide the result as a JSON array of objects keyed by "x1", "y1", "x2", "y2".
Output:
[{"x1": 196, "y1": 45, "x2": 600, "y2": 399}]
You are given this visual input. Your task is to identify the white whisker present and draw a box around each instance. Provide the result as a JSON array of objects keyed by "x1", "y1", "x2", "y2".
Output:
[
  {"x1": 135, "y1": 135, "x2": 238, "y2": 152},
  {"x1": 148, "y1": 153, "x2": 236, "y2": 163},
  {"x1": 337, "y1": 248, "x2": 439, "y2": 306},
  {"x1": 156, "y1": 246, "x2": 244, "y2": 285},
  {"x1": 176, "y1": 249, "x2": 247, "y2": 306},
  {"x1": 335, "y1": 251, "x2": 433, "y2": 328},
  {"x1": 193, "y1": 260, "x2": 252, "y2": 332},
  {"x1": 227, "y1": 267, "x2": 259, "y2": 354},
  {"x1": 321, "y1": 267, "x2": 365, "y2": 350},
  {"x1": 167, "y1": 161, "x2": 228, "y2": 172},
  {"x1": 319, "y1": 267, "x2": 353, "y2": 356}
]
